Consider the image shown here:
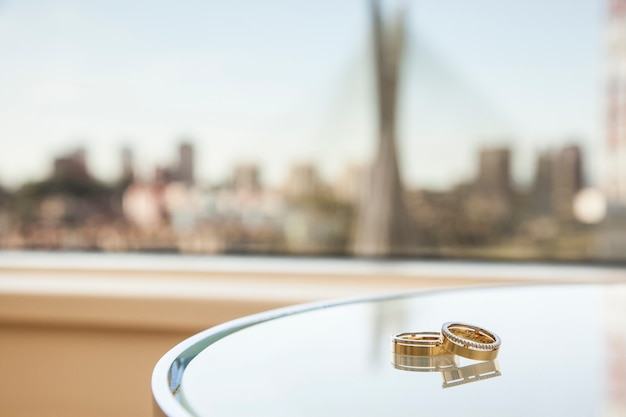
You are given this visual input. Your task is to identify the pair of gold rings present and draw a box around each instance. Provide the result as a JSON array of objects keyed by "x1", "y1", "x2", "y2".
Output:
[{"x1": 392, "y1": 322, "x2": 501, "y2": 361}]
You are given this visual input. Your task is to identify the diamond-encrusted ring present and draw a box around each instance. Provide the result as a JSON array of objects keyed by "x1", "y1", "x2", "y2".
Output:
[
  {"x1": 441, "y1": 322, "x2": 501, "y2": 361},
  {"x1": 392, "y1": 331, "x2": 445, "y2": 356}
]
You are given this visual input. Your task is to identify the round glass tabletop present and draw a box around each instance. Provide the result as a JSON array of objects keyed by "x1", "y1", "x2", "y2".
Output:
[{"x1": 153, "y1": 283, "x2": 626, "y2": 416}]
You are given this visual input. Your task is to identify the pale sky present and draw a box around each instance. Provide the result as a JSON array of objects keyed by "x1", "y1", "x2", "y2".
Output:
[{"x1": 0, "y1": 0, "x2": 605, "y2": 190}]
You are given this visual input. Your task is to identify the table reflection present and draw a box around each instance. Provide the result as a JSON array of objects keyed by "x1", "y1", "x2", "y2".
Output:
[
  {"x1": 441, "y1": 358, "x2": 501, "y2": 389},
  {"x1": 392, "y1": 353, "x2": 501, "y2": 389},
  {"x1": 392, "y1": 353, "x2": 458, "y2": 372}
]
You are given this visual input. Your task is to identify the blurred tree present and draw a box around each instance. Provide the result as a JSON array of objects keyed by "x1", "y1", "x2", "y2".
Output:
[{"x1": 11, "y1": 176, "x2": 115, "y2": 224}]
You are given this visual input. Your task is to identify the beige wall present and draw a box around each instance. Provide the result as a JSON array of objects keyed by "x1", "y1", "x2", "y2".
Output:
[
  {"x1": 0, "y1": 323, "x2": 190, "y2": 417},
  {"x1": 0, "y1": 287, "x2": 300, "y2": 417}
]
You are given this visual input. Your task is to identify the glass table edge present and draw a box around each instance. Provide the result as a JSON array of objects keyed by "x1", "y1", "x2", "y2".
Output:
[{"x1": 151, "y1": 280, "x2": 607, "y2": 417}]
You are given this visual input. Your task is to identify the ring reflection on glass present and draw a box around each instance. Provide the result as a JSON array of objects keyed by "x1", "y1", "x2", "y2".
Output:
[
  {"x1": 441, "y1": 359, "x2": 501, "y2": 388},
  {"x1": 441, "y1": 322, "x2": 501, "y2": 361},
  {"x1": 392, "y1": 353, "x2": 458, "y2": 372},
  {"x1": 392, "y1": 331, "x2": 444, "y2": 357}
]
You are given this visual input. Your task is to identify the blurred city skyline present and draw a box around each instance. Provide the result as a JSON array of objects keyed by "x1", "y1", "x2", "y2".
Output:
[
  {"x1": 0, "y1": 0, "x2": 620, "y2": 261},
  {"x1": 0, "y1": 0, "x2": 604, "y2": 190}
]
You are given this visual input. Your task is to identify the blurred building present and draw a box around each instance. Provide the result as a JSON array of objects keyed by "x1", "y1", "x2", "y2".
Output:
[
  {"x1": 532, "y1": 151, "x2": 555, "y2": 214},
  {"x1": 474, "y1": 147, "x2": 512, "y2": 202},
  {"x1": 404, "y1": 188, "x2": 458, "y2": 248},
  {"x1": 172, "y1": 142, "x2": 195, "y2": 186},
  {"x1": 598, "y1": 0, "x2": 626, "y2": 260},
  {"x1": 120, "y1": 146, "x2": 134, "y2": 183},
  {"x1": 333, "y1": 163, "x2": 367, "y2": 204},
  {"x1": 353, "y1": 1, "x2": 414, "y2": 257},
  {"x1": 458, "y1": 146, "x2": 514, "y2": 239},
  {"x1": 281, "y1": 163, "x2": 354, "y2": 254},
  {"x1": 552, "y1": 145, "x2": 583, "y2": 221},
  {"x1": 42, "y1": 147, "x2": 117, "y2": 231},
  {"x1": 53, "y1": 148, "x2": 88, "y2": 181},
  {"x1": 606, "y1": 0, "x2": 626, "y2": 204},
  {"x1": 530, "y1": 145, "x2": 584, "y2": 221},
  {"x1": 233, "y1": 163, "x2": 261, "y2": 191},
  {"x1": 284, "y1": 163, "x2": 323, "y2": 200}
]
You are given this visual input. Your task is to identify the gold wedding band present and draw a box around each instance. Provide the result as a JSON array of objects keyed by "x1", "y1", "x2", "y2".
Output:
[
  {"x1": 441, "y1": 322, "x2": 501, "y2": 361},
  {"x1": 392, "y1": 331, "x2": 444, "y2": 356}
]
